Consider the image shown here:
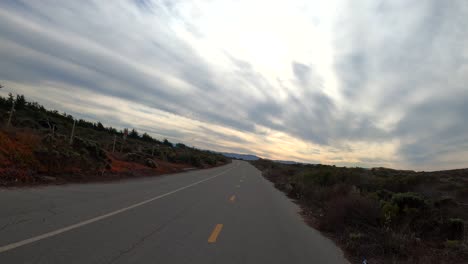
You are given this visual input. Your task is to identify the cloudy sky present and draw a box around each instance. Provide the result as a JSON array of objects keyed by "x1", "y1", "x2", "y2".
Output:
[{"x1": 1, "y1": 0, "x2": 467, "y2": 170}]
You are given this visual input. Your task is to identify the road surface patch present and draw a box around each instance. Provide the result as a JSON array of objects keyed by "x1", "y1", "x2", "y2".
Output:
[{"x1": 208, "y1": 224, "x2": 223, "y2": 243}]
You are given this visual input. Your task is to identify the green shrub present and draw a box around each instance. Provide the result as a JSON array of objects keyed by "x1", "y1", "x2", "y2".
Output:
[
  {"x1": 303, "y1": 170, "x2": 336, "y2": 186},
  {"x1": 391, "y1": 192, "x2": 427, "y2": 210},
  {"x1": 382, "y1": 201, "x2": 399, "y2": 225},
  {"x1": 190, "y1": 155, "x2": 201, "y2": 167},
  {"x1": 447, "y1": 218, "x2": 464, "y2": 240},
  {"x1": 72, "y1": 137, "x2": 106, "y2": 160},
  {"x1": 380, "y1": 230, "x2": 414, "y2": 257},
  {"x1": 456, "y1": 187, "x2": 468, "y2": 199},
  {"x1": 345, "y1": 232, "x2": 369, "y2": 256},
  {"x1": 320, "y1": 195, "x2": 381, "y2": 232},
  {"x1": 349, "y1": 232, "x2": 364, "y2": 240},
  {"x1": 166, "y1": 151, "x2": 176, "y2": 162},
  {"x1": 434, "y1": 196, "x2": 458, "y2": 207},
  {"x1": 376, "y1": 189, "x2": 394, "y2": 200},
  {"x1": 438, "y1": 183, "x2": 460, "y2": 191},
  {"x1": 445, "y1": 240, "x2": 461, "y2": 248},
  {"x1": 175, "y1": 152, "x2": 191, "y2": 163},
  {"x1": 203, "y1": 156, "x2": 216, "y2": 165},
  {"x1": 373, "y1": 174, "x2": 425, "y2": 193}
]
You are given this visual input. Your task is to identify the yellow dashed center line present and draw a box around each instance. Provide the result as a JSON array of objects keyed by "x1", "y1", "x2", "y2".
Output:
[{"x1": 208, "y1": 224, "x2": 223, "y2": 243}]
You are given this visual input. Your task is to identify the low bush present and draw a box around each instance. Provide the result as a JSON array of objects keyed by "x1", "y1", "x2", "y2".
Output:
[
  {"x1": 203, "y1": 155, "x2": 216, "y2": 165},
  {"x1": 320, "y1": 194, "x2": 381, "y2": 232},
  {"x1": 0, "y1": 131, "x2": 40, "y2": 168},
  {"x1": 391, "y1": 192, "x2": 427, "y2": 211},
  {"x1": 445, "y1": 240, "x2": 462, "y2": 249},
  {"x1": 379, "y1": 230, "x2": 415, "y2": 257},
  {"x1": 456, "y1": 187, "x2": 468, "y2": 199},
  {"x1": 190, "y1": 155, "x2": 201, "y2": 167},
  {"x1": 382, "y1": 201, "x2": 400, "y2": 225},
  {"x1": 376, "y1": 189, "x2": 394, "y2": 200},
  {"x1": 446, "y1": 218, "x2": 464, "y2": 241},
  {"x1": 303, "y1": 170, "x2": 336, "y2": 186}
]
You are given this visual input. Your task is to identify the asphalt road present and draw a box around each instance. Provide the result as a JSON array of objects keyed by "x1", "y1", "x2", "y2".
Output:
[{"x1": 0, "y1": 160, "x2": 349, "y2": 264}]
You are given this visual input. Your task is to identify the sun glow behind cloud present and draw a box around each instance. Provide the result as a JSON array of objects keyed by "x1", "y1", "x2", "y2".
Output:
[{"x1": 1, "y1": 0, "x2": 467, "y2": 170}]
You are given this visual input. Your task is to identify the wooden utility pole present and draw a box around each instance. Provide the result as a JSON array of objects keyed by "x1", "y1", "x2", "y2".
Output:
[
  {"x1": 112, "y1": 135, "x2": 117, "y2": 153},
  {"x1": 151, "y1": 145, "x2": 155, "y2": 157},
  {"x1": 69, "y1": 119, "x2": 76, "y2": 145},
  {"x1": 120, "y1": 128, "x2": 128, "y2": 153},
  {"x1": 6, "y1": 101, "x2": 15, "y2": 127}
]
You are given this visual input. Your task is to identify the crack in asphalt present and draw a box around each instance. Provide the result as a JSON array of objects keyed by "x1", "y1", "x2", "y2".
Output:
[
  {"x1": 0, "y1": 218, "x2": 30, "y2": 232},
  {"x1": 104, "y1": 200, "x2": 200, "y2": 264},
  {"x1": 46, "y1": 202, "x2": 59, "y2": 216}
]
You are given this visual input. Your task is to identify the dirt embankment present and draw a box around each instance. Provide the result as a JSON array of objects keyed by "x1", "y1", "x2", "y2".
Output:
[
  {"x1": 0, "y1": 94, "x2": 230, "y2": 186},
  {"x1": 0, "y1": 128, "x2": 229, "y2": 187}
]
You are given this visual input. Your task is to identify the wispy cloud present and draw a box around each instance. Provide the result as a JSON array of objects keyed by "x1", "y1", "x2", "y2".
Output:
[{"x1": 0, "y1": 0, "x2": 467, "y2": 170}]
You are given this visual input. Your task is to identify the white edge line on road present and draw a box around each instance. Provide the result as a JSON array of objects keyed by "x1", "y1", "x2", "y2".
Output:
[{"x1": 0, "y1": 164, "x2": 237, "y2": 254}]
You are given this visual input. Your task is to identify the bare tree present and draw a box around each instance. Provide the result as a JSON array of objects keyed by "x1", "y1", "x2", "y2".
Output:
[{"x1": 45, "y1": 118, "x2": 57, "y2": 136}]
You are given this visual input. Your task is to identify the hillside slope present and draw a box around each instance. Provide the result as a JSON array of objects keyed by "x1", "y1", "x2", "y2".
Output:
[{"x1": 0, "y1": 94, "x2": 229, "y2": 186}]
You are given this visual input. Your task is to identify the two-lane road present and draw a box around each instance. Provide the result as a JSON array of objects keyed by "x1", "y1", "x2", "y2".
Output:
[{"x1": 0, "y1": 160, "x2": 348, "y2": 263}]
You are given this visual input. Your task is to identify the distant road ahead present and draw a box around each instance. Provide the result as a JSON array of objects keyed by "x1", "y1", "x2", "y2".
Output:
[{"x1": 0, "y1": 160, "x2": 348, "y2": 263}]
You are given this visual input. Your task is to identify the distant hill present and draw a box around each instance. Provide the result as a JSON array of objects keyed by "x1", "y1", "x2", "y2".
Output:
[
  {"x1": 221, "y1": 152, "x2": 260, "y2": 161},
  {"x1": 273, "y1": 160, "x2": 303, "y2": 165},
  {"x1": 219, "y1": 154, "x2": 302, "y2": 164}
]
